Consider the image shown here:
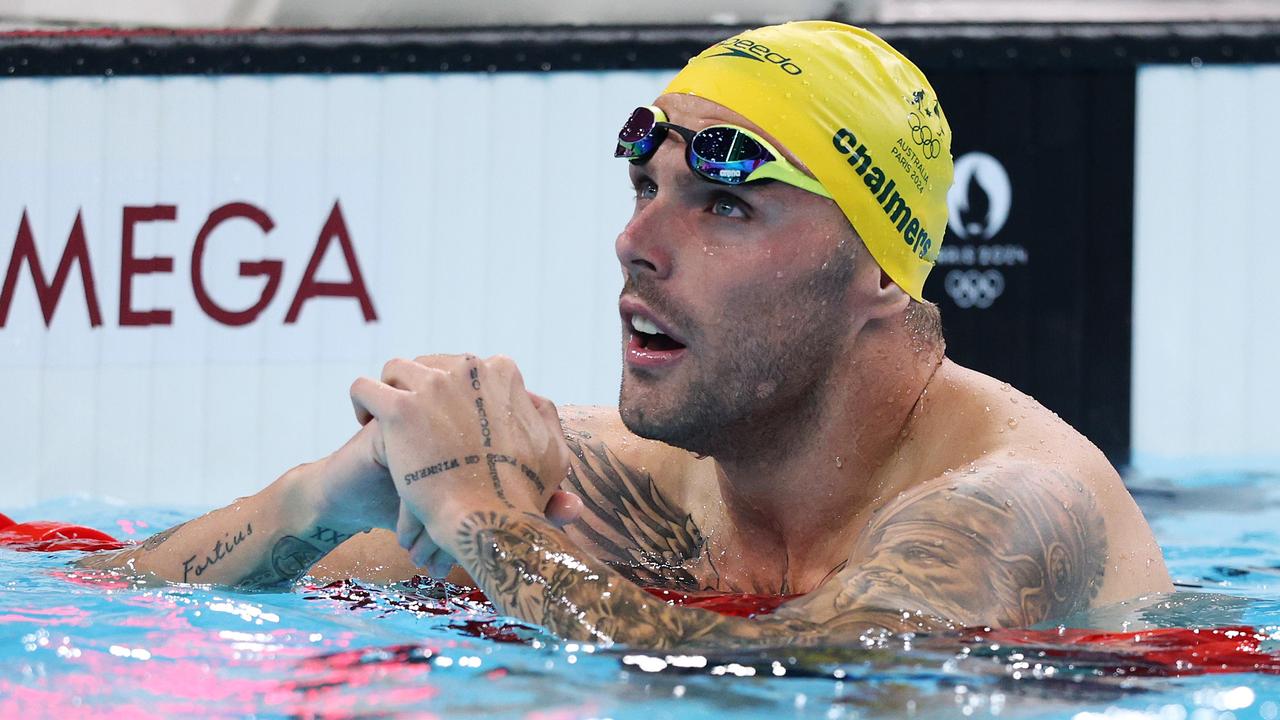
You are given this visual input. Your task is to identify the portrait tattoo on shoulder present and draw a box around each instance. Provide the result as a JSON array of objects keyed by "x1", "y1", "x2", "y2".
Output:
[
  {"x1": 812, "y1": 467, "x2": 1109, "y2": 632},
  {"x1": 562, "y1": 430, "x2": 717, "y2": 592}
]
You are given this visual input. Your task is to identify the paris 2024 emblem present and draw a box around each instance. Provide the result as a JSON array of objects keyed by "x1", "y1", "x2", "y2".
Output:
[{"x1": 939, "y1": 152, "x2": 1025, "y2": 310}]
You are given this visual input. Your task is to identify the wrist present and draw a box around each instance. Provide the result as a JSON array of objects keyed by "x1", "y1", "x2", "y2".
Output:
[
  {"x1": 272, "y1": 462, "x2": 327, "y2": 531},
  {"x1": 275, "y1": 461, "x2": 374, "y2": 549}
]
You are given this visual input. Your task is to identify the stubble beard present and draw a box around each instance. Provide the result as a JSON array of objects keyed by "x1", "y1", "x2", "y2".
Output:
[{"x1": 619, "y1": 249, "x2": 856, "y2": 460}]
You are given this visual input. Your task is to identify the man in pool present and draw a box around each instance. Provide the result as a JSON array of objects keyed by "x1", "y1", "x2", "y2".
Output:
[{"x1": 84, "y1": 22, "x2": 1172, "y2": 647}]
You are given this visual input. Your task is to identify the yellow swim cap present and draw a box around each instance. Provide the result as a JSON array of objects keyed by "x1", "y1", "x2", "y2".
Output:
[{"x1": 662, "y1": 21, "x2": 953, "y2": 301}]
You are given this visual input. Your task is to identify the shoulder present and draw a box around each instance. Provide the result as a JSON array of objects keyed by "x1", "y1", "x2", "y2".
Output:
[{"x1": 845, "y1": 460, "x2": 1107, "y2": 628}]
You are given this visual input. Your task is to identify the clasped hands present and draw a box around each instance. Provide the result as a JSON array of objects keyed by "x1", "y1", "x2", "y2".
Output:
[{"x1": 350, "y1": 354, "x2": 582, "y2": 574}]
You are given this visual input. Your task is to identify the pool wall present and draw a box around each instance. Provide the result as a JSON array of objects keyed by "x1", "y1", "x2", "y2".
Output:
[
  {"x1": 1131, "y1": 64, "x2": 1280, "y2": 478},
  {"x1": 0, "y1": 24, "x2": 1277, "y2": 508}
]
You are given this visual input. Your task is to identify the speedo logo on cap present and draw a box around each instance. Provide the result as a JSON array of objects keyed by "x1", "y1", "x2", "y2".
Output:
[
  {"x1": 831, "y1": 128, "x2": 934, "y2": 261},
  {"x1": 707, "y1": 38, "x2": 803, "y2": 76}
]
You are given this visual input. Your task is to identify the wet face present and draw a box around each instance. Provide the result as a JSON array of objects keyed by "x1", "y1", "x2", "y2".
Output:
[{"x1": 615, "y1": 95, "x2": 861, "y2": 456}]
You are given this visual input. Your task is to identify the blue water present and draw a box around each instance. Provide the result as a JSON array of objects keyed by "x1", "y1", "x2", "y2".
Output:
[{"x1": 4, "y1": 473, "x2": 1280, "y2": 719}]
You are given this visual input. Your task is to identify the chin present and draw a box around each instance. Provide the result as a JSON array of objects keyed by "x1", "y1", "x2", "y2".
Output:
[{"x1": 618, "y1": 379, "x2": 721, "y2": 456}]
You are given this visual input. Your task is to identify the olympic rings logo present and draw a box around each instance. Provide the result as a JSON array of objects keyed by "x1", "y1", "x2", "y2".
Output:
[
  {"x1": 944, "y1": 269, "x2": 1005, "y2": 309},
  {"x1": 907, "y1": 112, "x2": 942, "y2": 160}
]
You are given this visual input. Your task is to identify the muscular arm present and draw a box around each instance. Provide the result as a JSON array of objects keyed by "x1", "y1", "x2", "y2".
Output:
[
  {"x1": 76, "y1": 405, "x2": 691, "y2": 588},
  {"x1": 446, "y1": 463, "x2": 1107, "y2": 649},
  {"x1": 76, "y1": 422, "x2": 395, "y2": 589},
  {"x1": 310, "y1": 408, "x2": 705, "y2": 586}
]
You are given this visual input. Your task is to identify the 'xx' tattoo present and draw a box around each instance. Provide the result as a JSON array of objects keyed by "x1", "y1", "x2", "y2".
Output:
[{"x1": 310, "y1": 526, "x2": 355, "y2": 546}]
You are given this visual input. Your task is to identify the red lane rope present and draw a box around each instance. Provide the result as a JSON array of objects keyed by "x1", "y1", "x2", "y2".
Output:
[{"x1": 0, "y1": 516, "x2": 126, "y2": 552}]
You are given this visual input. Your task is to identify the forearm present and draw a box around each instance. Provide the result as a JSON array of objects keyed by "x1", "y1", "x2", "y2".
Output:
[
  {"x1": 77, "y1": 462, "x2": 363, "y2": 589},
  {"x1": 445, "y1": 507, "x2": 828, "y2": 649}
]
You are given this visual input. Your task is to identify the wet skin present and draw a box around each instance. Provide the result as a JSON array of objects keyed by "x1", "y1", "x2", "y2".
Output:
[
  {"x1": 314, "y1": 95, "x2": 1171, "y2": 646},
  {"x1": 85, "y1": 94, "x2": 1171, "y2": 648}
]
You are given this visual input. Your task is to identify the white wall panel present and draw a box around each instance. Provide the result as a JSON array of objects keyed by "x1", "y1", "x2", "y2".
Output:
[
  {"x1": 0, "y1": 70, "x2": 671, "y2": 509},
  {"x1": 1133, "y1": 64, "x2": 1280, "y2": 475}
]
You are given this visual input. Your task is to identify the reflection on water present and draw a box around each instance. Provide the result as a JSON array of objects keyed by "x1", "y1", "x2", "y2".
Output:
[{"x1": 2, "y1": 475, "x2": 1280, "y2": 719}]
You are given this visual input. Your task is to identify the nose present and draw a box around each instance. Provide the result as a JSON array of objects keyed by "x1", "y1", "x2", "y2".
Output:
[{"x1": 615, "y1": 197, "x2": 674, "y2": 282}]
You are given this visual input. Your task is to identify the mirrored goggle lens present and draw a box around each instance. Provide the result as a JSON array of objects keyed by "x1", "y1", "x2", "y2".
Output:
[
  {"x1": 615, "y1": 107, "x2": 659, "y2": 158},
  {"x1": 689, "y1": 126, "x2": 773, "y2": 184}
]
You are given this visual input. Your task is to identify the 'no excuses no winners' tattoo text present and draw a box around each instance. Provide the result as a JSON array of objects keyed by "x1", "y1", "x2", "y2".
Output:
[{"x1": 403, "y1": 453, "x2": 545, "y2": 509}]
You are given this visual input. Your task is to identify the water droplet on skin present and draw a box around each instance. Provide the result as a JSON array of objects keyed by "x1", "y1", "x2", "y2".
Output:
[
  {"x1": 834, "y1": 456, "x2": 844, "y2": 468},
  {"x1": 1007, "y1": 418, "x2": 1018, "y2": 429},
  {"x1": 1007, "y1": 449, "x2": 1016, "y2": 457},
  {"x1": 1004, "y1": 500, "x2": 1013, "y2": 508},
  {"x1": 947, "y1": 484, "x2": 957, "y2": 491},
  {"x1": 984, "y1": 405, "x2": 991, "y2": 412},
  {"x1": 775, "y1": 271, "x2": 784, "y2": 278},
  {"x1": 999, "y1": 383, "x2": 1011, "y2": 392}
]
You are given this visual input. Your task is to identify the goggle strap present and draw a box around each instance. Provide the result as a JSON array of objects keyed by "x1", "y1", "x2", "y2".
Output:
[{"x1": 748, "y1": 163, "x2": 833, "y2": 199}]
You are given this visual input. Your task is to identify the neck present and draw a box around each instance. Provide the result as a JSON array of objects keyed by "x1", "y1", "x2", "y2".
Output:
[{"x1": 709, "y1": 325, "x2": 944, "y2": 590}]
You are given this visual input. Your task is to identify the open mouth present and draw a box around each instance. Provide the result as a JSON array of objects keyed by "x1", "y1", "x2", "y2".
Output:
[{"x1": 629, "y1": 314, "x2": 687, "y2": 352}]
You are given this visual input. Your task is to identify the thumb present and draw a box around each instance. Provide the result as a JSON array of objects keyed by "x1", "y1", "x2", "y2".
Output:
[{"x1": 544, "y1": 490, "x2": 584, "y2": 529}]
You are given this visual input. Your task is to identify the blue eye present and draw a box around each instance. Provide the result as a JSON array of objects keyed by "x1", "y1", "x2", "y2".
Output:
[
  {"x1": 634, "y1": 180, "x2": 657, "y2": 200},
  {"x1": 710, "y1": 195, "x2": 746, "y2": 218}
]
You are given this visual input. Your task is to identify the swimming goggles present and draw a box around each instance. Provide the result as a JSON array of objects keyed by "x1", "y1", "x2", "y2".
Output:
[{"x1": 614, "y1": 105, "x2": 832, "y2": 199}]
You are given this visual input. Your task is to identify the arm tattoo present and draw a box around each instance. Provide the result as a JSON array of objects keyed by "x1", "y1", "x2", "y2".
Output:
[
  {"x1": 562, "y1": 431, "x2": 715, "y2": 591},
  {"x1": 229, "y1": 525, "x2": 354, "y2": 591},
  {"x1": 182, "y1": 523, "x2": 254, "y2": 582},
  {"x1": 451, "y1": 465, "x2": 1109, "y2": 650},
  {"x1": 778, "y1": 466, "x2": 1108, "y2": 635},
  {"x1": 141, "y1": 520, "x2": 189, "y2": 550},
  {"x1": 455, "y1": 510, "x2": 729, "y2": 648},
  {"x1": 233, "y1": 535, "x2": 327, "y2": 591}
]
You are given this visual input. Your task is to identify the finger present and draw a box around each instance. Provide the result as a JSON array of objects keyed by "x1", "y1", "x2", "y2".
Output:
[
  {"x1": 396, "y1": 502, "x2": 426, "y2": 551},
  {"x1": 412, "y1": 353, "x2": 476, "y2": 379},
  {"x1": 544, "y1": 490, "x2": 585, "y2": 529},
  {"x1": 527, "y1": 391, "x2": 563, "y2": 434},
  {"x1": 409, "y1": 529, "x2": 440, "y2": 569},
  {"x1": 353, "y1": 400, "x2": 373, "y2": 426},
  {"x1": 381, "y1": 357, "x2": 443, "y2": 391},
  {"x1": 425, "y1": 549, "x2": 457, "y2": 579},
  {"x1": 358, "y1": 417, "x2": 389, "y2": 470},
  {"x1": 484, "y1": 355, "x2": 527, "y2": 400},
  {"x1": 528, "y1": 391, "x2": 572, "y2": 474},
  {"x1": 350, "y1": 376, "x2": 402, "y2": 423}
]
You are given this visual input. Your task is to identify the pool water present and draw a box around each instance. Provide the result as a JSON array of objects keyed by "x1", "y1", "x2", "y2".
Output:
[{"x1": 3, "y1": 472, "x2": 1280, "y2": 719}]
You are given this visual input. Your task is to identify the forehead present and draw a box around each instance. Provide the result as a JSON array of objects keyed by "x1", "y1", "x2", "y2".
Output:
[{"x1": 652, "y1": 93, "x2": 815, "y2": 175}]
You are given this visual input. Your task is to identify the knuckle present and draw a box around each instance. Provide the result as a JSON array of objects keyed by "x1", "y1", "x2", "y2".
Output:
[
  {"x1": 486, "y1": 354, "x2": 516, "y2": 372},
  {"x1": 381, "y1": 357, "x2": 406, "y2": 378}
]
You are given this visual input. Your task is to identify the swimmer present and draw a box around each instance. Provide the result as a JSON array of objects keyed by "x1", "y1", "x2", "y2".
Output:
[{"x1": 81, "y1": 21, "x2": 1172, "y2": 647}]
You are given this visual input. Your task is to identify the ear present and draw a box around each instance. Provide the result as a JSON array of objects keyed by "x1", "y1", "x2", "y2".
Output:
[
  {"x1": 872, "y1": 269, "x2": 911, "y2": 318},
  {"x1": 851, "y1": 257, "x2": 910, "y2": 322}
]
